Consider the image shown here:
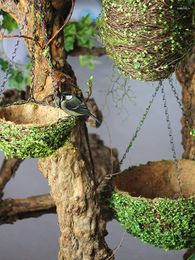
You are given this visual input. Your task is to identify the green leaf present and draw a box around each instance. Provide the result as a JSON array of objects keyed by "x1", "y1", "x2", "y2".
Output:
[
  {"x1": 0, "y1": 57, "x2": 32, "y2": 90},
  {"x1": 64, "y1": 23, "x2": 77, "y2": 36},
  {"x1": 1, "y1": 11, "x2": 18, "y2": 33},
  {"x1": 64, "y1": 36, "x2": 75, "y2": 52},
  {"x1": 64, "y1": 15, "x2": 97, "y2": 53},
  {"x1": 87, "y1": 75, "x2": 94, "y2": 88},
  {"x1": 133, "y1": 61, "x2": 141, "y2": 69},
  {"x1": 190, "y1": 129, "x2": 195, "y2": 137},
  {"x1": 0, "y1": 58, "x2": 9, "y2": 71},
  {"x1": 79, "y1": 55, "x2": 95, "y2": 70}
]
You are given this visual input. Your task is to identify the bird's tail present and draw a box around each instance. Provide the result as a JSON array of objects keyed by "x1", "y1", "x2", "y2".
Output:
[{"x1": 90, "y1": 113, "x2": 101, "y2": 125}]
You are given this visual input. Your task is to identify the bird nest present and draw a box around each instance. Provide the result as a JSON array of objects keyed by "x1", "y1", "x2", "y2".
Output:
[
  {"x1": 0, "y1": 102, "x2": 77, "y2": 158},
  {"x1": 111, "y1": 160, "x2": 195, "y2": 250},
  {"x1": 99, "y1": 0, "x2": 193, "y2": 81}
]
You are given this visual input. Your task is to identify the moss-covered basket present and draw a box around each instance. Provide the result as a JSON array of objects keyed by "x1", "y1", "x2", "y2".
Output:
[
  {"x1": 99, "y1": 0, "x2": 194, "y2": 81},
  {"x1": 111, "y1": 160, "x2": 195, "y2": 250},
  {"x1": 0, "y1": 102, "x2": 77, "y2": 158}
]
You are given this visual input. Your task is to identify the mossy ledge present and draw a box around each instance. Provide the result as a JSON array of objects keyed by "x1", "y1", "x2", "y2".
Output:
[
  {"x1": 110, "y1": 160, "x2": 195, "y2": 250},
  {"x1": 0, "y1": 102, "x2": 77, "y2": 158},
  {"x1": 98, "y1": 0, "x2": 194, "y2": 81}
]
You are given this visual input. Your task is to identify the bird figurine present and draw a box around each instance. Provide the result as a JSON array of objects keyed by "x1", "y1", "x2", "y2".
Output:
[{"x1": 57, "y1": 92, "x2": 100, "y2": 124}]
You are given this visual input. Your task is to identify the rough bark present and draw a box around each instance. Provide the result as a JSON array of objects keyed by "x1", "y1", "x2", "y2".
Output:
[
  {"x1": 0, "y1": 158, "x2": 23, "y2": 193},
  {"x1": 175, "y1": 39, "x2": 195, "y2": 260},
  {"x1": 39, "y1": 126, "x2": 113, "y2": 260},
  {"x1": 0, "y1": 1, "x2": 113, "y2": 259},
  {"x1": 0, "y1": 133, "x2": 118, "y2": 225},
  {"x1": 176, "y1": 46, "x2": 195, "y2": 160},
  {"x1": 0, "y1": 194, "x2": 55, "y2": 224}
]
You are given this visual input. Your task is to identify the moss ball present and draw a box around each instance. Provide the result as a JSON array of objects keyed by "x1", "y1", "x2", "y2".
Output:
[{"x1": 99, "y1": 0, "x2": 194, "y2": 81}]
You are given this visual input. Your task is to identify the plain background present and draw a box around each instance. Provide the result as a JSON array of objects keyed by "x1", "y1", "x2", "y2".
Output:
[{"x1": 0, "y1": 1, "x2": 189, "y2": 259}]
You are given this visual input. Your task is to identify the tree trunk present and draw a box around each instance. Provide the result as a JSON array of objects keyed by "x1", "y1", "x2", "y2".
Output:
[
  {"x1": 0, "y1": 0, "x2": 113, "y2": 259},
  {"x1": 39, "y1": 126, "x2": 112, "y2": 260},
  {"x1": 176, "y1": 42, "x2": 195, "y2": 260},
  {"x1": 176, "y1": 46, "x2": 195, "y2": 160}
]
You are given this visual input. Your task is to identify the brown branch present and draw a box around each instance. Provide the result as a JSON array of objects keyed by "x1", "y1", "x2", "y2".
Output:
[
  {"x1": 0, "y1": 194, "x2": 55, "y2": 224},
  {"x1": 183, "y1": 247, "x2": 195, "y2": 260},
  {"x1": 68, "y1": 46, "x2": 107, "y2": 57},
  {"x1": 0, "y1": 33, "x2": 43, "y2": 49},
  {"x1": 0, "y1": 134, "x2": 118, "y2": 225},
  {"x1": 46, "y1": 0, "x2": 75, "y2": 47},
  {"x1": 0, "y1": 158, "x2": 23, "y2": 194}
]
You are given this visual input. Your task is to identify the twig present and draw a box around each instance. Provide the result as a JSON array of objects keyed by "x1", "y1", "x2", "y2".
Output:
[
  {"x1": 106, "y1": 231, "x2": 126, "y2": 260},
  {"x1": 0, "y1": 194, "x2": 55, "y2": 224},
  {"x1": 0, "y1": 157, "x2": 23, "y2": 193},
  {"x1": 0, "y1": 33, "x2": 43, "y2": 48},
  {"x1": 46, "y1": 0, "x2": 75, "y2": 47}
]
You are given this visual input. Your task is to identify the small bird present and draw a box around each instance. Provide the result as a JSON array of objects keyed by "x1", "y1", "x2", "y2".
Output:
[{"x1": 58, "y1": 92, "x2": 100, "y2": 124}]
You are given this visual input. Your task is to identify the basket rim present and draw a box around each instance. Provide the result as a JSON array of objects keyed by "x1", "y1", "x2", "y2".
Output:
[
  {"x1": 0, "y1": 101, "x2": 72, "y2": 128},
  {"x1": 113, "y1": 187, "x2": 195, "y2": 202},
  {"x1": 112, "y1": 159, "x2": 195, "y2": 200}
]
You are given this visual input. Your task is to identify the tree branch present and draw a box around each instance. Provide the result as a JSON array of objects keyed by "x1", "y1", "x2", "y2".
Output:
[
  {"x1": 0, "y1": 194, "x2": 55, "y2": 224},
  {"x1": 0, "y1": 134, "x2": 118, "y2": 224},
  {"x1": 68, "y1": 46, "x2": 106, "y2": 57},
  {"x1": 0, "y1": 158, "x2": 23, "y2": 194}
]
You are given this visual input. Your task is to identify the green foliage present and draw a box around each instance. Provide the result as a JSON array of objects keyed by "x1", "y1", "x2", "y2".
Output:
[
  {"x1": 110, "y1": 191, "x2": 195, "y2": 250},
  {"x1": 79, "y1": 55, "x2": 95, "y2": 70},
  {"x1": 64, "y1": 15, "x2": 96, "y2": 52},
  {"x1": 0, "y1": 58, "x2": 31, "y2": 90},
  {"x1": 0, "y1": 11, "x2": 30, "y2": 90},
  {"x1": 190, "y1": 129, "x2": 195, "y2": 137},
  {"x1": 99, "y1": 0, "x2": 194, "y2": 81},
  {"x1": 0, "y1": 10, "x2": 18, "y2": 32},
  {"x1": 64, "y1": 15, "x2": 97, "y2": 69}
]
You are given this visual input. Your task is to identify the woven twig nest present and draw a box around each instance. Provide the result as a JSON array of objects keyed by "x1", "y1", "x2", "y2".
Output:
[
  {"x1": 0, "y1": 102, "x2": 76, "y2": 158},
  {"x1": 99, "y1": 0, "x2": 194, "y2": 81},
  {"x1": 111, "y1": 160, "x2": 195, "y2": 250}
]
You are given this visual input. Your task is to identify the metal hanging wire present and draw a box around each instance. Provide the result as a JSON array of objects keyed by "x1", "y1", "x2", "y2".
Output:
[
  {"x1": 28, "y1": 1, "x2": 38, "y2": 101},
  {"x1": 169, "y1": 77, "x2": 193, "y2": 130},
  {"x1": 161, "y1": 85, "x2": 183, "y2": 196},
  {"x1": 118, "y1": 81, "x2": 163, "y2": 169},
  {"x1": 0, "y1": 5, "x2": 30, "y2": 97},
  {"x1": 35, "y1": 0, "x2": 57, "y2": 100}
]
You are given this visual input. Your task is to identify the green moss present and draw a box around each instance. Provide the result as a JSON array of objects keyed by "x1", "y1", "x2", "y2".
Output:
[
  {"x1": 110, "y1": 191, "x2": 195, "y2": 250},
  {"x1": 99, "y1": 0, "x2": 194, "y2": 81},
  {"x1": 191, "y1": 129, "x2": 195, "y2": 137},
  {"x1": 0, "y1": 116, "x2": 77, "y2": 159}
]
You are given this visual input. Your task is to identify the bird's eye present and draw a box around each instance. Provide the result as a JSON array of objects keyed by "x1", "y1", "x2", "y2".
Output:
[{"x1": 65, "y1": 95, "x2": 73, "y2": 100}]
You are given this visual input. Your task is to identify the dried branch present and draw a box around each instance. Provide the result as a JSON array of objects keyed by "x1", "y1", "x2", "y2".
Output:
[
  {"x1": 0, "y1": 194, "x2": 55, "y2": 224},
  {"x1": 68, "y1": 46, "x2": 107, "y2": 57},
  {"x1": 0, "y1": 33, "x2": 43, "y2": 48},
  {"x1": 0, "y1": 158, "x2": 23, "y2": 193}
]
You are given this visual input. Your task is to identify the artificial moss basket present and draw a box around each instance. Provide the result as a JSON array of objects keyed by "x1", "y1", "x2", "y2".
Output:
[
  {"x1": 111, "y1": 160, "x2": 195, "y2": 250},
  {"x1": 0, "y1": 102, "x2": 77, "y2": 158},
  {"x1": 99, "y1": 0, "x2": 194, "y2": 81}
]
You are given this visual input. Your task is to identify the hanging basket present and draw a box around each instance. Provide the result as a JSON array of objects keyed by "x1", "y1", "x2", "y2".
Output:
[
  {"x1": 98, "y1": 0, "x2": 194, "y2": 81},
  {"x1": 0, "y1": 102, "x2": 77, "y2": 158},
  {"x1": 111, "y1": 160, "x2": 195, "y2": 250}
]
